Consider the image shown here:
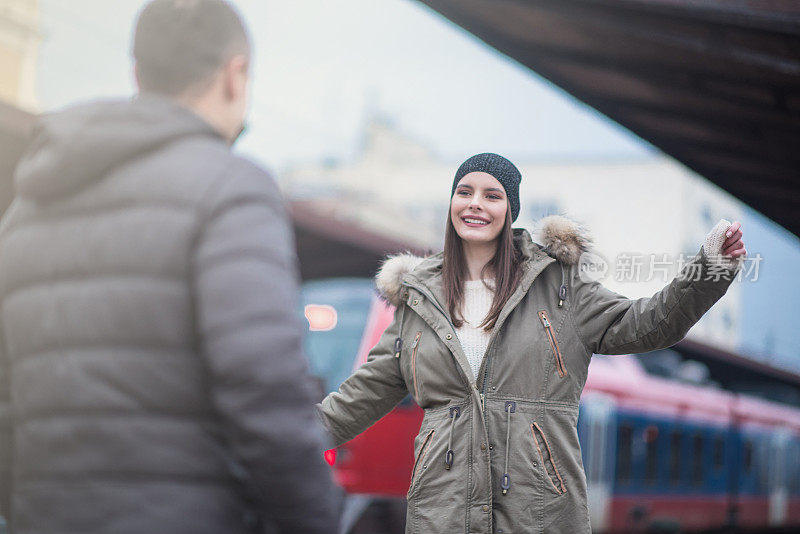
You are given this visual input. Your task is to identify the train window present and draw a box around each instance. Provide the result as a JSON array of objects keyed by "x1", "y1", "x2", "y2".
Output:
[
  {"x1": 792, "y1": 446, "x2": 800, "y2": 494},
  {"x1": 743, "y1": 440, "x2": 753, "y2": 473},
  {"x1": 616, "y1": 423, "x2": 633, "y2": 485},
  {"x1": 644, "y1": 425, "x2": 659, "y2": 485},
  {"x1": 756, "y1": 441, "x2": 769, "y2": 493},
  {"x1": 669, "y1": 431, "x2": 681, "y2": 485},
  {"x1": 692, "y1": 434, "x2": 704, "y2": 486},
  {"x1": 713, "y1": 435, "x2": 725, "y2": 471}
]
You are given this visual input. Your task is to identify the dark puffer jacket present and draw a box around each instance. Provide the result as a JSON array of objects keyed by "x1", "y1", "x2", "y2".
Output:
[{"x1": 0, "y1": 94, "x2": 339, "y2": 533}]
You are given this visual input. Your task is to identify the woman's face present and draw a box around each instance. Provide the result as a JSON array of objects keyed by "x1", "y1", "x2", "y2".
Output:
[{"x1": 450, "y1": 171, "x2": 508, "y2": 245}]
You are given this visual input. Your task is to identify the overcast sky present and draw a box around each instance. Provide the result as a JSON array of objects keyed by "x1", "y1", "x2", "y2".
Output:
[{"x1": 37, "y1": 0, "x2": 654, "y2": 173}]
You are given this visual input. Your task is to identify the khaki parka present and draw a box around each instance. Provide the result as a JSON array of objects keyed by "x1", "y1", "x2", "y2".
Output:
[{"x1": 319, "y1": 215, "x2": 740, "y2": 534}]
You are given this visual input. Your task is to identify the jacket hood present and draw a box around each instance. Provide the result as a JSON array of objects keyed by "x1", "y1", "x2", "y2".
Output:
[
  {"x1": 14, "y1": 93, "x2": 222, "y2": 200},
  {"x1": 375, "y1": 214, "x2": 593, "y2": 306}
]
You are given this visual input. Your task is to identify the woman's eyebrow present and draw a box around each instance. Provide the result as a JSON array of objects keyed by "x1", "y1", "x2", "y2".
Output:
[{"x1": 485, "y1": 187, "x2": 505, "y2": 194}]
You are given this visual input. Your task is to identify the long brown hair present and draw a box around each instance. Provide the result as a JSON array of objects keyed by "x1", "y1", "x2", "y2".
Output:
[{"x1": 442, "y1": 201, "x2": 523, "y2": 331}]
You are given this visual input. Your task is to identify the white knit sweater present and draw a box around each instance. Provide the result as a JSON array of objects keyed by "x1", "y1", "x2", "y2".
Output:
[{"x1": 454, "y1": 279, "x2": 495, "y2": 384}]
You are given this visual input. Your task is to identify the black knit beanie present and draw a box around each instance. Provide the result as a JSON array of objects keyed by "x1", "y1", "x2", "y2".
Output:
[{"x1": 451, "y1": 153, "x2": 521, "y2": 222}]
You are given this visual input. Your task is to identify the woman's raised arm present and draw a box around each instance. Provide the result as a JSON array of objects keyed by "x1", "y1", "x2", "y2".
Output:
[{"x1": 568, "y1": 221, "x2": 744, "y2": 356}]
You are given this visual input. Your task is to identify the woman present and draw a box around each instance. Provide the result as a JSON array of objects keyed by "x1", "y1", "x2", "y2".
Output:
[{"x1": 318, "y1": 153, "x2": 745, "y2": 534}]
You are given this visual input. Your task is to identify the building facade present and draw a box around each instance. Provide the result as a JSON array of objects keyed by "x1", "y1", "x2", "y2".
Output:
[{"x1": 0, "y1": 0, "x2": 39, "y2": 111}]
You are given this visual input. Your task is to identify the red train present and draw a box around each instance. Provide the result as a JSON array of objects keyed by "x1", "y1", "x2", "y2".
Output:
[{"x1": 302, "y1": 278, "x2": 800, "y2": 533}]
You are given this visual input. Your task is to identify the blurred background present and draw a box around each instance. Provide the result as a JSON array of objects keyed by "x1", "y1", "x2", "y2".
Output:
[{"x1": 1, "y1": 1, "x2": 799, "y2": 532}]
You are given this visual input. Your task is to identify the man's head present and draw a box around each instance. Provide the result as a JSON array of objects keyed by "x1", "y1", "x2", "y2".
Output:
[{"x1": 132, "y1": 0, "x2": 251, "y2": 143}]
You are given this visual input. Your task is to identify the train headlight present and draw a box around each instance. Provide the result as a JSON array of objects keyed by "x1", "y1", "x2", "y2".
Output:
[{"x1": 305, "y1": 304, "x2": 338, "y2": 331}]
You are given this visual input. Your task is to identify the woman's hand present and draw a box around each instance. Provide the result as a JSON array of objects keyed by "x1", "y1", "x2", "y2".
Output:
[
  {"x1": 704, "y1": 219, "x2": 745, "y2": 268},
  {"x1": 722, "y1": 221, "x2": 746, "y2": 259}
]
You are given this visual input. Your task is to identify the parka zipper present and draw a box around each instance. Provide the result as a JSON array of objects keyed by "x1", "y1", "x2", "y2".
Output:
[
  {"x1": 410, "y1": 428, "x2": 435, "y2": 489},
  {"x1": 538, "y1": 310, "x2": 567, "y2": 378},
  {"x1": 477, "y1": 263, "x2": 540, "y2": 419},
  {"x1": 478, "y1": 312, "x2": 511, "y2": 420},
  {"x1": 411, "y1": 331, "x2": 422, "y2": 400}
]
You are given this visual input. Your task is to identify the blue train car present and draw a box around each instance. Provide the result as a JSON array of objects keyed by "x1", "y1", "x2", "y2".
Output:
[{"x1": 578, "y1": 355, "x2": 800, "y2": 533}]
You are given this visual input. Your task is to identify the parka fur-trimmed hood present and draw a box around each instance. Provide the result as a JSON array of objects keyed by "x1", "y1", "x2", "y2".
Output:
[{"x1": 375, "y1": 214, "x2": 593, "y2": 306}]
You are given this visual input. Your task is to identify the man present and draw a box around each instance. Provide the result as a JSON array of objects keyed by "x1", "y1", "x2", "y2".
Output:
[{"x1": 0, "y1": 1, "x2": 340, "y2": 532}]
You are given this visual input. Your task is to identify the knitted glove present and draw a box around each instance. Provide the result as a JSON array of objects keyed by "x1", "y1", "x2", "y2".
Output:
[{"x1": 704, "y1": 218, "x2": 744, "y2": 270}]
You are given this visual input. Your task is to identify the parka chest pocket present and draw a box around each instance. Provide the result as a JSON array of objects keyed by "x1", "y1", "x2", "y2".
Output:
[
  {"x1": 530, "y1": 422, "x2": 567, "y2": 496},
  {"x1": 410, "y1": 331, "x2": 422, "y2": 400},
  {"x1": 538, "y1": 310, "x2": 567, "y2": 378}
]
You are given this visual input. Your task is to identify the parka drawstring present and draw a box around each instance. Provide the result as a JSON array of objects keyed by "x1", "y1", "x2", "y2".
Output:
[
  {"x1": 444, "y1": 406, "x2": 460, "y2": 470},
  {"x1": 558, "y1": 263, "x2": 567, "y2": 308},
  {"x1": 501, "y1": 401, "x2": 516, "y2": 495}
]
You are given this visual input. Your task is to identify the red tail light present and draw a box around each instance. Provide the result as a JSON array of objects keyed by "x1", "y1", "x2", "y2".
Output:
[{"x1": 324, "y1": 448, "x2": 337, "y2": 466}]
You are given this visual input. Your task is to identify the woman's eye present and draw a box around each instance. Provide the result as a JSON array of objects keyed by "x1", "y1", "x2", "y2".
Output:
[
  {"x1": 488, "y1": 195, "x2": 502, "y2": 200},
  {"x1": 458, "y1": 190, "x2": 470, "y2": 196}
]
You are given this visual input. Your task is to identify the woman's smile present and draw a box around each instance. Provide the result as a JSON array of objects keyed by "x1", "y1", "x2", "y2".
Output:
[{"x1": 461, "y1": 215, "x2": 490, "y2": 227}]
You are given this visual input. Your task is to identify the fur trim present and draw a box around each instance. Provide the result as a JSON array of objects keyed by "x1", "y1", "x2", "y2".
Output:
[
  {"x1": 374, "y1": 215, "x2": 592, "y2": 305},
  {"x1": 375, "y1": 253, "x2": 425, "y2": 306},
  {"x1": 532, "y1": 215, "x2": 593, "y2": 266}
]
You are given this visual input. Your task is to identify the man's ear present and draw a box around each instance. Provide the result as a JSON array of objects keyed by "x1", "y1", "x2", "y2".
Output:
[{"x1": 223, "y1": 55, "x2": 249, "y2": 101}]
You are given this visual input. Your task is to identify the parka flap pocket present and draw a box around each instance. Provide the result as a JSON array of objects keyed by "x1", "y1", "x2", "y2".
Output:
[
  {"x1": 530, "y1": 422, "x2": 567, "y2": 495},
  {"x1": 408, "y1": 428, "x2": 435, "y2": 498}
]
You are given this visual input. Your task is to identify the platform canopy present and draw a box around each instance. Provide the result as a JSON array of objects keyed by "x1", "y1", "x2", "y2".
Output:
[
  {"x1": 418, "y1": 0, "x2": 800, "y2": 238},
  {"x1": 290, "y1": 200, "x2": 430, "y2": 280}
]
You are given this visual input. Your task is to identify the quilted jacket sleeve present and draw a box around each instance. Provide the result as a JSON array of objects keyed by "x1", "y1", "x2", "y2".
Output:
[
  {"x1": 569, "y1": 244, "x2": 740, "y2": 356},
  {"x1": 193, "y1": 159, "x2": 340, "y2": 534},
  {"x1": 318, "y1": 309, "x2": 409, "y2": 447}
]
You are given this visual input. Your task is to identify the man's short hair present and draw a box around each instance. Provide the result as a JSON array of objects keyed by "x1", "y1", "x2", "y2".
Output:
[{"x1": 133, "y1": 0, "x2": 250, "y2": 96}]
